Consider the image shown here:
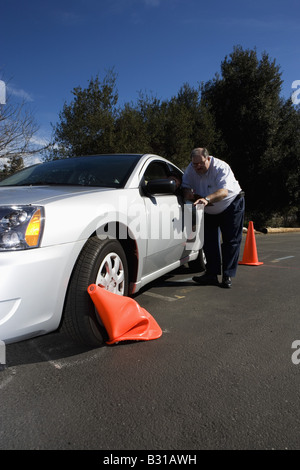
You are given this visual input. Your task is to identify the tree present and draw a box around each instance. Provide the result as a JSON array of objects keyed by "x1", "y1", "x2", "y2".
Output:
[
  {"x1": 163, "y1": 83, "x2": 219, "y2": 169},
  {"x1": 0, "y1": 85, "x2": 45, "y2": 178},
  {"x1": 114, "y1": 85, "x2": 218, "y2": 170},
  {"x1": 135, "y1": 92, "x2": 166, "y2": 157},
  {"x1": 271, "y1": 100, "x2": 300, "y2": 223},
  {"x1": 114, "y1": 101, "x2": 150, "y2": 153},
  {"x1": 53, "y1": 70, "x2": 119, "y2": 157},
  {"x1": 201, "y1": 45, "x2": 299, "y2": 223},
  {"x1": 50, "y1": 54, "x2": 300, "y2": 225}
]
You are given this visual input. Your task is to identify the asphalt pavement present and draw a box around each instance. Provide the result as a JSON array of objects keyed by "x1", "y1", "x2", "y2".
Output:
[{"x1": 1, "y1": 232, "x2": 300, "y2": 451}]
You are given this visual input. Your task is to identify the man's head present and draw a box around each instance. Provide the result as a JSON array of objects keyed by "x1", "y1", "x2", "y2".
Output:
[{"x1": 191, "y1": 147, "x2": 211, "y2": 175}]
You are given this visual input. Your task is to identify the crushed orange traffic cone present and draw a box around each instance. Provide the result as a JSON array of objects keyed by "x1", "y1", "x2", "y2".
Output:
[
  {"x1": 239, "y1": 221, "x2": 263, "y2": 266},
  {"x1": 87, "y1": 284, "x2": 162, "y2": 345}
]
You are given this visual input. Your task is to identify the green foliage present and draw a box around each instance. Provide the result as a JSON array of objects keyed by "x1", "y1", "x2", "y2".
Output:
[
  {"x1": 53, "y1": 70, "x2": 118, "y2": 156},
  {"x1": 52, "y1": 73, "x2": 219, "y2": 170},
  {"x1": 201, "y1": 46, "x2": 300, "y2": 222},
  {"x1": 162, "y1": 83, "x2": 219, "y2": 168},
  {"x1": 114, "y1": 102, "x2": 149, "y2": 153}
]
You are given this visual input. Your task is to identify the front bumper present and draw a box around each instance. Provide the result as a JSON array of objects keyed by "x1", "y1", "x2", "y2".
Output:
[{"x1": 0, "y1": 241, "x2": 83, "y2": 344}]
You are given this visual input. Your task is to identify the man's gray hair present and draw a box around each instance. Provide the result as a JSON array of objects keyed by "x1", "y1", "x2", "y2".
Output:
[{"x1": 190, "y1": 147, "x2": 209, "y2": 158}]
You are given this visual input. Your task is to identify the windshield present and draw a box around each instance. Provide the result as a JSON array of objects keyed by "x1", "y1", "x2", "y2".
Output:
[{"x1": 0, "y1": 154, "x2": 143, "y2": 188}]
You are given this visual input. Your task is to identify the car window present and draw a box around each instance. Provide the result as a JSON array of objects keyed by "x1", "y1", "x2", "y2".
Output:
[
  {"x1": 143, "y1": 161, "x2": 169, "y2": 182},
  {"x1": 0, "y1": 155, "x2": 142, "y2": 188},
  {"x1": 167, "y1": 164, "x2": 183, "y2": 181}
]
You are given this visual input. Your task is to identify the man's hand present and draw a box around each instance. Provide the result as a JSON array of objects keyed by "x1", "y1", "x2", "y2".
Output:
[{"x1": 194, "y1": 197, "x2": 210, "y2": 206}]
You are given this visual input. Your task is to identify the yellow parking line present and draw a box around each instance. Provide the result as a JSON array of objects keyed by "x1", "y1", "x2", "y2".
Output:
[
  {"x1": 271, "y1": 256, "x2": 295, "y2": 263},
  {"x1": 143, "y1": 292, "x2": 178, "y2": 302}
]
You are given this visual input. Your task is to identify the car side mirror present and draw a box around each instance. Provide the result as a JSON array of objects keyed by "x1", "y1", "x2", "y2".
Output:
[{"x1": 142, "y1": 178, "x2": 177, "y2": 196}]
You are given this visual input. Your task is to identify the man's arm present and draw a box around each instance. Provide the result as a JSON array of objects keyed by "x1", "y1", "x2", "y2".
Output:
[{"x1": 194, "y1": 188, "x2": 228, "y2": 206}]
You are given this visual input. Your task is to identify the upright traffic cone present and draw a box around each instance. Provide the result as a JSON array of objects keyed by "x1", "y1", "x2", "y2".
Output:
[
  {"x1": 238, "y1": 221, "x2": 263, "y2": 266},
  {"x1": 87, "y1": 284, "x2": 162, "y2": 344}
]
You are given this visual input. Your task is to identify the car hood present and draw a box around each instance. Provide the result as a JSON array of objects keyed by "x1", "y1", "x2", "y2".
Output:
[{"x1": 0, "y1": 185, "x2": 112, "y2": 205}]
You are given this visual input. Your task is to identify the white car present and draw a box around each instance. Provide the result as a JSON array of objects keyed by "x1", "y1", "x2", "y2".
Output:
[{"x1": 0, "y1": 154, "x2": 204, "y2": 346}]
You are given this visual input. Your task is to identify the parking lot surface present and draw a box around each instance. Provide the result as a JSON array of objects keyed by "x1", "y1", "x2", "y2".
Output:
[{"x1": 1, "y1": 232, "x2": 300, "y2": 450}]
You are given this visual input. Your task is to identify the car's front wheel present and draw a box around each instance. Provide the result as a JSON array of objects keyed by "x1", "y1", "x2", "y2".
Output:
[{"x1": 62, "y1": 237, "x2": 129, "y2": 346}]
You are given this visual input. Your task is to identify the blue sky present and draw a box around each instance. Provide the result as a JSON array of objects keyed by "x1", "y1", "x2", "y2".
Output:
[{"x1": 1, "y1": 0, "x2": 299, "y2": 149}]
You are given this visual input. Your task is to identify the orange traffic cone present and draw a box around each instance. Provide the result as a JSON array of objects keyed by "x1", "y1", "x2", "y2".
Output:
[
  {"x1": 239, "y1": 221, "x2": 263, "y2": 266},
  {"x1": 87, "y1": 284, "x2": 162, "y2": 345}
]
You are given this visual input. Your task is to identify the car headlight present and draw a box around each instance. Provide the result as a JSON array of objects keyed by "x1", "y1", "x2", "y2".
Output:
[{"x1": 0, "y1": 206, "x2": 45, "y2": 251}]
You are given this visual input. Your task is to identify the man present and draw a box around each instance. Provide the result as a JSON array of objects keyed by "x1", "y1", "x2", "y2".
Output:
[{"x1": 182, "y1": 147, "x2": 245, "y2": 288}]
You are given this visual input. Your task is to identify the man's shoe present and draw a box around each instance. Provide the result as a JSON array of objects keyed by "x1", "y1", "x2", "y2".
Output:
[
  {"x1": 221, "y1": 276, "x2": 232, "y2": 288},
  {"x1": 192, "y1": 273, "x2": 219, "y2": 286}
]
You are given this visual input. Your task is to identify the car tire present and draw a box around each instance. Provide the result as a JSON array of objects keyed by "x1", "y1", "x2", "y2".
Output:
[
  {"x1": 188, "y1": 248, "x2": 206, "y2": 273},
  {"x1": 62, "y1": 237, "x2": 129, "y2": 347}
]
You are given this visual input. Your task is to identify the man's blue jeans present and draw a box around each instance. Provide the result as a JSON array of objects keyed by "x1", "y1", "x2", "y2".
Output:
[{"x1": 203, "y1": 196, "x2": 245, "y2": 277}]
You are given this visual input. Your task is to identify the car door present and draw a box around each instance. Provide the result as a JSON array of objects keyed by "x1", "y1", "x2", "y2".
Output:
[{"x1": 140, "y1": 160, "x2": 189, "y2": 275}]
